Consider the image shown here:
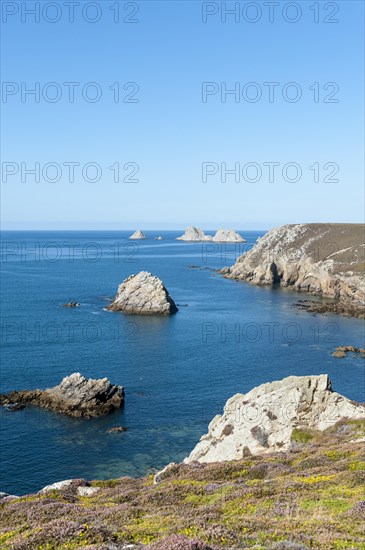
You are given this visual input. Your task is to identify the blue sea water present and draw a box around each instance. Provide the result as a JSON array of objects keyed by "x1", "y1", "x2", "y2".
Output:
[{"x1": 1, "y1": 230, "x2": 364, "y2": 496}]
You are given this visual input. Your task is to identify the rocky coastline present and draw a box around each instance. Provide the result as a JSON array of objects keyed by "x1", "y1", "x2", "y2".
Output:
[
  {"x1": 1, "y1": 374, "x2": 364, "y2": 549},
  {"x1": 184, "y1": 374, "x2": 364, "y2": 463},
  {"x1": 0, "y1": 373, "x2": 124, "y2": 418},
  {"x1": 224, "y1": 223, "x2": 365, "y2": 318}
]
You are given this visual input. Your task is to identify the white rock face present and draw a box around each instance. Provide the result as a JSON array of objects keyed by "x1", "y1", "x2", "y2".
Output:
[
  {"x1": 107, "y1": 271, "x2": 178, "y2": 315},
  {"x1": 39, "y1": 479, "x2": 76, "y2": 494},
  {"x1": 226, "y1": 223, "x2": 365, "y2": 310},
  {"x1": 77, "y1": 486, "x2": 99, "y2": 497},
  {"x1": 129, "y1": 230, "x2": 146, "y2": 240},
  {"x1": 212, "y1": 229, "x2": 246, "y2": 242},
  {"x1": 184, "y1": 375, "x2": 364, "y2": 463},
  {"x1": 176, "y1": 226, "x2": 212, "y2": 241}
]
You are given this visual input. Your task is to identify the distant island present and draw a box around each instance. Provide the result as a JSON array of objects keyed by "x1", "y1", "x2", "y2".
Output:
[
  {"x1": 177, "y1": 226, "x2": 246, "y2": 242},
  {"x1": 129, "y1": 230, "x2": 146, "y2": 240}
]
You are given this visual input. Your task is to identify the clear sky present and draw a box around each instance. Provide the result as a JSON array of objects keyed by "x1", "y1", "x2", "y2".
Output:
[{"x1": 1, "y1": 0, "x2": 364, "y2": 229}]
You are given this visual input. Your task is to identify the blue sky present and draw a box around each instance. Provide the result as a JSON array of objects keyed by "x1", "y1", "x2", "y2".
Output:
[{"x1": 1, "y1": 0, "x2": 364, "y2": 229}]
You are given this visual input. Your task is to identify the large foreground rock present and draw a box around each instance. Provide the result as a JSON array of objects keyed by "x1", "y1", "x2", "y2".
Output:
[
  {"x1": 107, "y1": 271, "x2": 178, "y2": 315},
  {"x1": 225, "y1": 223, "x2": 365, "y2": 317},
  {"x1": 184, "y1": 374, "x2": 364, "y2": 463},
  {"x1": 129, "y1": 230, "x2": 146, "y2": 240},
  {"x1": 212, "y1": 229, "x2": 246, "y2": 242},
  {"x1": 176, "y1": 226, "x2": 213, "y2": 241},
  {"x1": 0, "y1": 373, "x2": 125, "y2": 418}
]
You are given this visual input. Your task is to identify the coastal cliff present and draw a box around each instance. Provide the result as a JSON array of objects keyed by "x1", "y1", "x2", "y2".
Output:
[
  {"x1": 184, "y1": 375, "x2": 364, "y2": 463},
  {"x1": 224, "y1": 223, "x2": 365, "y2": 317}
]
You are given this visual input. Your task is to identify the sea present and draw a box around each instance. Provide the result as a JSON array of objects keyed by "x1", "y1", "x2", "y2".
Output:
[{"x1": 1, "y1": 230, "x2": 364, "y2": 495}]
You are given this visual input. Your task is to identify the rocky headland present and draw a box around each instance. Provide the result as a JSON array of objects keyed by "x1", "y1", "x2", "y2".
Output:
[
  {"x1": 107, "y1": 271, "x2": 178, "y2": 315},
  {"x1": 184, "y1": 374, "x2": 364, "y2": 463},
  {"x1": 1, "y1": 375, "x2": 364, "y2": 549},
  {"x1": 224, "y1": 223, "x2": 365, "y2": 317},
  {"x1": 129, "y1": 230, "x2": 146, "y2": 240},
  {"x1": 0, "y1": 373, "x2": 124, "y2": 418}
]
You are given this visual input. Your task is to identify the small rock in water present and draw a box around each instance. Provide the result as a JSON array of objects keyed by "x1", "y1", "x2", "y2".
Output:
[
  {"x1": 63, "y1": 302, "x2": 80, "y2": 308},
  {"x1": 332, "y1": 351, "x2": 346, "y2": 358},
  {"x1": 106, "y1": 426, "x2": 128, "y2": 433},
  {"x1": 129, "y1": 230, "x2": 146, "y2": 240},
  {"x1": 333, "y1": 346, "x2": 365, "y2": 358}
]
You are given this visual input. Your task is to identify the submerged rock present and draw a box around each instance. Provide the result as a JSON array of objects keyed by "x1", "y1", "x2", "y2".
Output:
[
  {"x1": 107, "y1": 271, "x2": 178, "y2": 315},
  {"x1": 212, "y1": 229, "x2": 246, "y2": 242},
  {"x1": 0, "y1": 373, "x2": 125, "y2": 418},
  {"x1": 129, "y1": 230, "x2": 146, "y2": 240},
  {"x1": 176, "y1": 226, "x2": 212, "y2": 241},
  {"x1": 106, "y1": 426, "x2": 128, "y2": 433},
  {"x1": 184, "y1": 374, "x2": 364, "y2": 463},
  {"x1": 225, "y1": 223, "x2": 365, "y2": 317}
]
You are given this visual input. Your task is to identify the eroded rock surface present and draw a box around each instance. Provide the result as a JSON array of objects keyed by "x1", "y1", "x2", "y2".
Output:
[
  {"x1": 129, "y1": 230, "x2": 146, "y2": 240},
  {"x1": 107, "y1": 271, "x2": 178, "y2": 315},
  {"x1": 0, "y1": 373, "x2": 125, "y2": 418},
  {"x1": 224, "y1": 223, "x2": 365, "y2": 317},
  {"x1": 176, "y1": 226, "x2": 213, "y2": 241},
  {"x1": 184, "y1": 374, "x2": 364, "y2": 463},
  {"x1": 212, "y1": 229, "x2": 246, "y2": 242}
]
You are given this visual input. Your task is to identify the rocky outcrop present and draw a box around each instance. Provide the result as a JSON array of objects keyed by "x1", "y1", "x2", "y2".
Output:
[
  {"x1": 225, "y1": 223, "x2": 365, "y2": 317},
  {"x1": 106, "y1": 426, "x2": 128, "y2": 433},
  {"x1": 176, "y1": 226, "x2": 213, "y2": 241},
  {"x1": 107, "y1": 271, "x2": 178, "y2": 315},
  {"x1": 332, "y1": 346, "x2": 365, "y2": 358},
  {"x1": 212, "y1": 229, "x2": 246, "y2": 242},
  {"x1": 184, "y1": 374, "x2": 364, "y2": 463},
  {"x1": 129, "y1": 230, "x2": 146, "y2": 240},
  {"x1": 0, "y1": 373, "x2": 125, "y2": 418}
]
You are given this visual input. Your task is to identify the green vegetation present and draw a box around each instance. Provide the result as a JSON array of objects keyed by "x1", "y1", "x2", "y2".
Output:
[
  {"x1": 1, "y1": 419, "x2": 364, "y2": 549},
  {"x1": 290, "y1": 428, "x2": 315, "y2": 444}
]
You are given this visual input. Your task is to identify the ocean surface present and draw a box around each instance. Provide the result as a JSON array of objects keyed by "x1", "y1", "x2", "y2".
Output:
[{"x1": 1, "y1": 230, "x2": 364, "y2": 496}]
